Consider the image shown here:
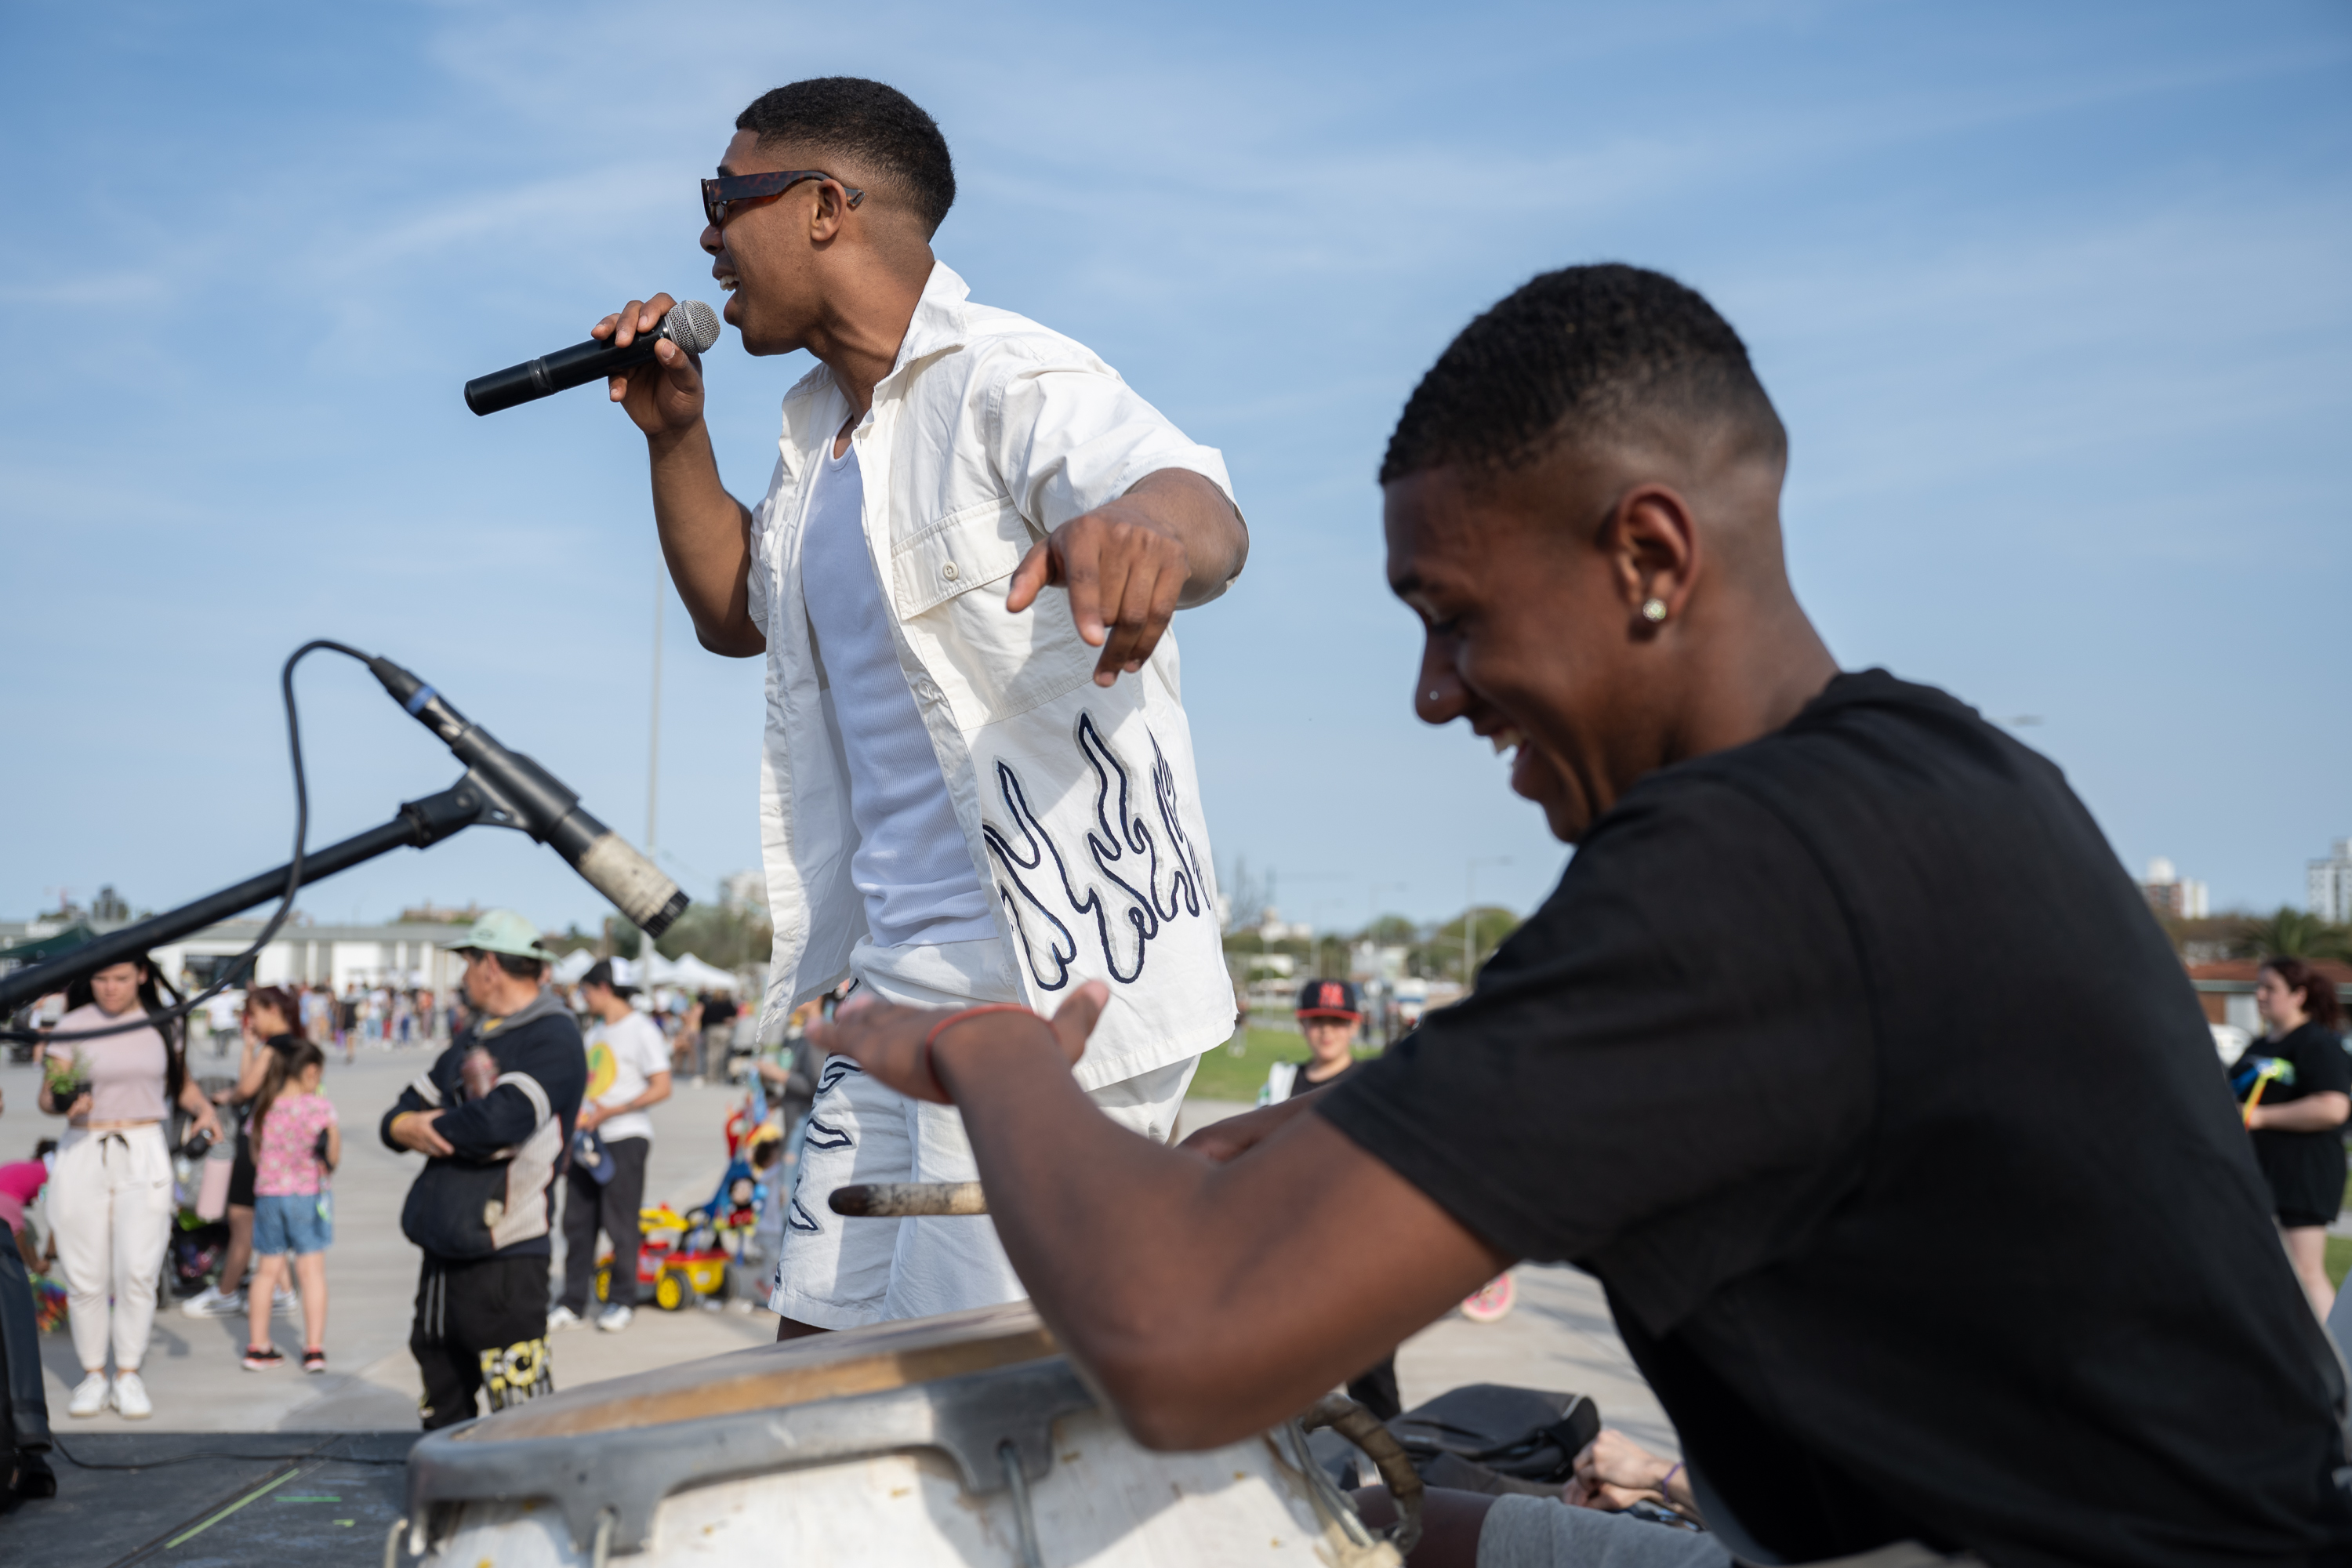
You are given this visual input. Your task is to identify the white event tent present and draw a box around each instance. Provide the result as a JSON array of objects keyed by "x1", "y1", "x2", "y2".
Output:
[{"x1": 547, "y1": 949, "x2": 739, "y2": 993}]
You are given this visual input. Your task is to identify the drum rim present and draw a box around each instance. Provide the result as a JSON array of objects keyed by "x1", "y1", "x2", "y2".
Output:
[
  {"x1": 457, "y1": 1300, "x2": 1058, "y2": 1442},
  {"x1": 402, "y1": 1352, "x2": 1098, "y2": 1559}
]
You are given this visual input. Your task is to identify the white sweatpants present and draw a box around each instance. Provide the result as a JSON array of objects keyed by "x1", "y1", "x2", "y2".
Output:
[
  {"x1": 49, "y1": 1123, "x2": 175, "y2": 1373},
  {"x1": 768, "y1": 938, "x2": 1197, "y2": 1330}
]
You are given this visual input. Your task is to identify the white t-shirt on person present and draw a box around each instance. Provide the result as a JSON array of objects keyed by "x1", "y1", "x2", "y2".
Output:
[
  {"x1": 583, "y1": 1010, "x2": 670, "y2": 1145},
  {"x1": 799, "y1": 438, "x2": 996, "y2": 949}
]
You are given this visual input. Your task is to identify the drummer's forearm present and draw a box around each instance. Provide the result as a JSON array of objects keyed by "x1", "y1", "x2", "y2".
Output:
[{"x1": 939, "y1": 1025, "x2": 1501, "y2": 1450}]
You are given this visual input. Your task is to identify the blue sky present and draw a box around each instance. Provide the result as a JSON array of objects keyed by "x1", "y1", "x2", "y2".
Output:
[{"x1": 2, "y1": 0, "x2": 2347, "y2": 940}]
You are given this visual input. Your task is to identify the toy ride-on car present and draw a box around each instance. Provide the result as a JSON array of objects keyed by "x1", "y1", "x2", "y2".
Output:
[{"x1": 595, "y1": 1203, "x2": 731, "y2": 1311}]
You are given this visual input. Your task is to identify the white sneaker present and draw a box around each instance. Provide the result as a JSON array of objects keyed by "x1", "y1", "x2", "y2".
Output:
[
  {"x1": 111, "y1": 1371, "x2": 152, "y2": 1420},
  {"x1": 180, "y1": 1284, "x2": 245, "y2": 1318},
  {"x1": 67, "y1": 1372, "x2": 109, "y2": 1418},
  {"x1": 596, "y1": 1305, "x2": 633, "y2": 1333},
  {"x1": 274, "y1": 1287, "x2": 299, "y2": 1317},
  {"x1": 546, "y1": 1305, "x2": 584, "y2": 1332}
]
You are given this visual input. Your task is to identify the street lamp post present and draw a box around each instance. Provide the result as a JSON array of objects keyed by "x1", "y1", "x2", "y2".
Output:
[
  {"x1": 1465, "y1": 855, "x2": 1512, "y2": 984},
  {"x1": 647, "y1": 562, "x2": 665, "y2": 854},
  {"x1": 1362, "y1": 880, "x2": 1407, "y2": 1044}
]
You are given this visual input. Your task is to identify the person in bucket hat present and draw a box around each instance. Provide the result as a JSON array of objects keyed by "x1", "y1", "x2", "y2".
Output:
[
  {"x1": 438, "y1": 909, "x2": 563, "y2": 968},
  {"x1": 380, "y1": 909, "x2": 584, "y2": 1428}
]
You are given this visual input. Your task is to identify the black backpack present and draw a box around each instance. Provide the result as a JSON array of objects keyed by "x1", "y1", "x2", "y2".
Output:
[{"x1": 1309, "y1": 1383, "x2": 1602, "y2": 1496}]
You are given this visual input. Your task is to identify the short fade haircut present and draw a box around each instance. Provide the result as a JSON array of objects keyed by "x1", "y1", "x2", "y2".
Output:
[
  {"x1": 493, "y1": 952, "x2": 546, "y2": 982},
  {"x1": 736, "y1": 78, "x2": 956, "y2": 237},
  {"x1": 1380, "y1": 264, "x2": 1785, "y2": 486},
  {"x1": 461, "y1": 947, "x2": 546, "y2": 983}
]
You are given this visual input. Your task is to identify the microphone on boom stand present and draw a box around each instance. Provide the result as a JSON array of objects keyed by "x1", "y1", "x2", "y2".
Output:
[
  {"x1": 365, "y1": 655, "x2": 689, "y2": 936},
  {"x1": 0, "y1": 641, "x2": 691, "y2": 1027},
  {"x1": 463, "y1": 300, "x2": 724, "y2": 416}
]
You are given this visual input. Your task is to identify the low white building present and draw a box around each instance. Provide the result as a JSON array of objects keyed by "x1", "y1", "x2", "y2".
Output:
[{"x1": 0, "y1": 915, "x2": 474, "y2": 998}]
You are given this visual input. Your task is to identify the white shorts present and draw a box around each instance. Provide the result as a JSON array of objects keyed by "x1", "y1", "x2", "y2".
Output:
[{"x1": 768, "y1": 936, "x2": 1197, "y2": 1329}]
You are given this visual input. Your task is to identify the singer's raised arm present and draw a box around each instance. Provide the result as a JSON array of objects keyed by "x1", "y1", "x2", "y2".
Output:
[{"x1": 597, "y1": 291, "x2": 765, "y2": 659}]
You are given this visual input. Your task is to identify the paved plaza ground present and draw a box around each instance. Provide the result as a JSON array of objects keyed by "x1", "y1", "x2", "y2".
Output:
[{"x1": 0, "y1": 1043, "x2": 1679, "y2": 1561}]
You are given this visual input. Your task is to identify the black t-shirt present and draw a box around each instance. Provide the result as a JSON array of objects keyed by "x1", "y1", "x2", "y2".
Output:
[
  {"x1": 2241, "y1": 1022, "x2": 2352, "y2": 1224},
  {"x1": 702, "y1": 996, "x2": 739, "y2": 1027},
  {"x1": 1274, "y1": 1057, "x2": 1361, "y2": 1102},
  {"x1": 1321, "y1": 671, "x2": 2350, "y2": 1568}
]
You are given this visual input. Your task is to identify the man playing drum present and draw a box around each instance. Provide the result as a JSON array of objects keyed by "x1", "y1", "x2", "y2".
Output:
[
  {"x1": 597, "y1": 77, "x2": 1246, "y2": 1335},
  {"x1": 820, "y1": 267, "x2": 2352, "y2": 1564}
]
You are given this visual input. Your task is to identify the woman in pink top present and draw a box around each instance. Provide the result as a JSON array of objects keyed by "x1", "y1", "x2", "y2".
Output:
[{"x1": 39, "y1": 957, "x2": 223, "y2": 1421}]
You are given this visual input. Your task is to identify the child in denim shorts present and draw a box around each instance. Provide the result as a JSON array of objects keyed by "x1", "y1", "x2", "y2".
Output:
[{"x1": 242, "y1": 1040, "x2": 339, "y2": 1372}]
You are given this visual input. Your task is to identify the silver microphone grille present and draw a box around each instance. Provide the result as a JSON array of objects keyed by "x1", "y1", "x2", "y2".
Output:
[{"x1": 661, "y1": 300, "x2": 723, "y2": 354}]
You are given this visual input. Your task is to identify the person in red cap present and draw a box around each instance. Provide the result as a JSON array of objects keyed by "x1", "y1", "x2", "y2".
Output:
[
  {"x1": 1257, "y1": 977, "x2": 1399, "y2": 1418},
  {"x1": 1259, "y1": 978, "x2": 1371, "y2": 1108}
]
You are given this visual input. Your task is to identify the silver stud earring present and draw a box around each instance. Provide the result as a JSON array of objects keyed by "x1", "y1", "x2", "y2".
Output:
[
  {"x1": 1427, "y1": 688, "x2": 1442, "y2": 702},
  {"x1": 1641, "y1": 598, "x2": 1668, "y2": 623}
]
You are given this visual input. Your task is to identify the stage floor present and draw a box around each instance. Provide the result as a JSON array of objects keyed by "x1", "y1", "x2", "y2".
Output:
[{"x1": 4, "y1": 1431, "x2": 416, "y2": 1568}]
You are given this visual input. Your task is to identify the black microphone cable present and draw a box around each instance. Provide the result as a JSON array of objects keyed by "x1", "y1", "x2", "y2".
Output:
[{"x1": 3, "y1": 640, "x2": 368, "y2": 1044}]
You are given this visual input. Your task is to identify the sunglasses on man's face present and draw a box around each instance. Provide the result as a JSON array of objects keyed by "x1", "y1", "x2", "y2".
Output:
[{"x1": 700, "y1": 169, "x2": 866, "y2": 229}]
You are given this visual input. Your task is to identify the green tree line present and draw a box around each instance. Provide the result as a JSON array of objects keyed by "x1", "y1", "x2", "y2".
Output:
[{"x1": 1223, "y1": 906, "x2": 1525, "y2": 983}]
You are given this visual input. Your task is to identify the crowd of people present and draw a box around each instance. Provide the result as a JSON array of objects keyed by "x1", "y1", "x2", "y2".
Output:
[
  {"x1": 0, "y1": 921, "x2": 758, "y2": 1449},
  {"x1": 9, "y1": 916, "x2": 2349, "y2": 1543},
  {"x1": 167, "y1": 971, "x2": 741, "y2": 1074},
  {"x1": 184, "y1": 980, "x2": 440, "y2": 1059}
]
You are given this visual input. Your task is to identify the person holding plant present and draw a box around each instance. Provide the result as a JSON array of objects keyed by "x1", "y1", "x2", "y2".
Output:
[
  {"x1": 39, "y1": 957, "x2": 223, "y2": 1419},
  {"x1": 241, "y1": 1040, "x2": 339, "y2": 1371}
]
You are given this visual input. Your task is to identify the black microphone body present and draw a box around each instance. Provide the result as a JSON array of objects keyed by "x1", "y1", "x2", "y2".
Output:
[
  {"x1": 365, "y1": 655, "x2": 690, "y2": 937},
  {"x1": 465, "y1": 300, "x2": 723, "y2": 416}
]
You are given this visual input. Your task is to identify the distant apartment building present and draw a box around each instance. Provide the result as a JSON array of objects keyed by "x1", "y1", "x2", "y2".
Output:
[
  {"x1": 2140, "y1": 857, "x2": 2208, "y2": 920},
  {"x1": 2309, "y1": 839, "x2": 2352, "y2": 925}
]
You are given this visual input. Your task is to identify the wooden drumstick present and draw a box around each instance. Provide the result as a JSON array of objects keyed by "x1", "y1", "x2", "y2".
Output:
[{"x1": 829, "y1": 1181, "x2": 989, "y2": 1217}]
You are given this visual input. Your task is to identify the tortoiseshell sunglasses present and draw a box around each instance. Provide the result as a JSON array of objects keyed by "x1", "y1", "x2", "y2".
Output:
[{"x1": 700, "y1": 169, "x2": 866, "y2": 228}]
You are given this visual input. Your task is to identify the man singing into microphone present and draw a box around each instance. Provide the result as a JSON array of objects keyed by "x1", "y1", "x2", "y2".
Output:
[{"x1": 597, "y1": 77, "x2": 1247, "y2": 1336}]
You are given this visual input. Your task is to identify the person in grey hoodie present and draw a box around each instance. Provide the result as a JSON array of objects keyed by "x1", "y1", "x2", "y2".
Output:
[{"x1": 381, "y1": 912, "x2": 583, "y2": 1430}]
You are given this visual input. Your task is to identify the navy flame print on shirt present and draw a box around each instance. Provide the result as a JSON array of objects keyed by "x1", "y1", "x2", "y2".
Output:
[{"x1": 981, "y1": 712, "x2": 1208, "y2": 989}]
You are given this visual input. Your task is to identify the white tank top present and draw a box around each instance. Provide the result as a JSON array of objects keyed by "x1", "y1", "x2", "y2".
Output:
[{"x1": 800, "y1": 438, "x2": 996, "y2": 949}]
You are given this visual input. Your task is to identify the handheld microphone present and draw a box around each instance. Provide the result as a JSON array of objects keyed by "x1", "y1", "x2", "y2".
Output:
[
  {"x1": 464, "y1": 300, "x2": 723, "y2": 416},
  {"x1": 363, "y1": 655, "x2": 691, "y2": 936}
]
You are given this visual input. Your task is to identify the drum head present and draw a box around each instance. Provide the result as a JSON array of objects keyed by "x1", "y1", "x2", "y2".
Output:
[{"x1": 457, "y1": 1301, "x2": 1058, "y2": 1443}]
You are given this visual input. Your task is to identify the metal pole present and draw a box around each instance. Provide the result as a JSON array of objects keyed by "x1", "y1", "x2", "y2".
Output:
[
  {"x1": 1464, "y1": 856, "x2": 1511, "y2": 986},
  {"x1": 647, "y1": 564, "x2": 665, "y2": 854},
  {"x1": 1465, "y1": 866, "x2": 1473, "y2": 983}
]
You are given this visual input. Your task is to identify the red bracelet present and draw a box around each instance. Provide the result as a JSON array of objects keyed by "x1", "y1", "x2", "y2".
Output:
[{"x1": 919, "y1": 1004, "x2": 1037, "y2": 1093}]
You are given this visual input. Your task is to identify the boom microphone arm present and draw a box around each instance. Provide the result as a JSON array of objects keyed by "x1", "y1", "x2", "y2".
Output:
[
  {"x1": 0, "y1": 776, "x2": 488, "y2": 1014},
  {"x1": 0, "y1": 647, "x2": 690, "y2": 1018}
]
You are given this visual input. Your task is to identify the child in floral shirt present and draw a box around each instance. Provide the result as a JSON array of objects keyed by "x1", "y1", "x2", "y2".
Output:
[{"x1": 242, "y1": 1041, "x2": 339, "y2": 1372}]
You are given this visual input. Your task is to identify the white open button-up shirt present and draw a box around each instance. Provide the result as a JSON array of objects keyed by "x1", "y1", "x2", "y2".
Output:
[{"x1": 746, "y1": 262, "x2": 1237, "y2": 1089}]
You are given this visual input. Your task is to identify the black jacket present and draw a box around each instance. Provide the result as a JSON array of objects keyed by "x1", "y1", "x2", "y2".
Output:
[{"x1": 380, "y1": 990, "x2": 586, "y2": 1261}]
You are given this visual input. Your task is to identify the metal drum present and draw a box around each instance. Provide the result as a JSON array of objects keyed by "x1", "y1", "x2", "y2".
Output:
[{"x1": 397, "y1": 1301, "x2": 1411, "y2": 1566}]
